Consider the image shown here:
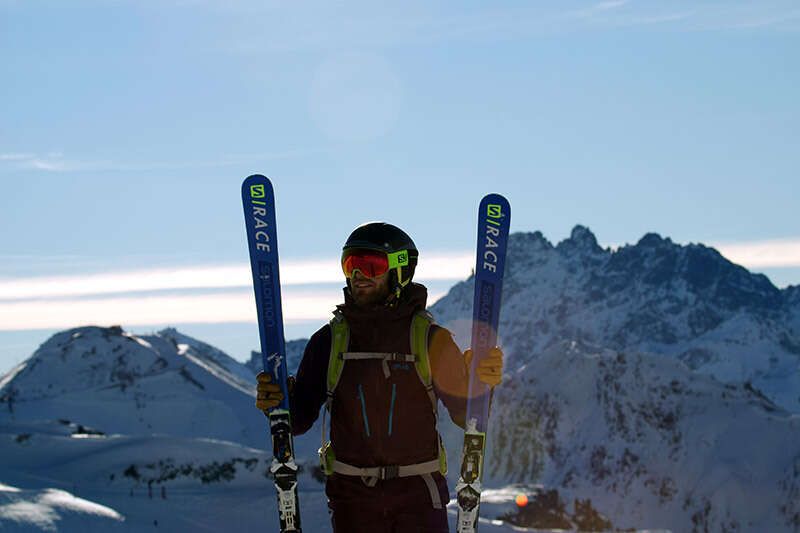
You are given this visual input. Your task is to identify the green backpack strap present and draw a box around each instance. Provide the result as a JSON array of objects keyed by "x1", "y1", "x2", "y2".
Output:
[
  {"x1": 410, "y1": 311, "x2": 448, "y2": 475},
  {"x1": 410, "y1": 311, "x2": 434, "y2": 394},
  {"x1": 320, "y1": 311, "x2": 349, "y2": 475},
  {"x1": 328, "y1": 311, "x2": 349, "y2": 397}
]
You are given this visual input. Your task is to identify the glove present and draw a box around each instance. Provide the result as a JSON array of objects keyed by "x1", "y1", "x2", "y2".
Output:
[
  {"x1": 464, "y1": 346, "x2": 504, "y2": 388},
  {"x1": 255, "y1": 372, "x2": 294, "y2": 413}
]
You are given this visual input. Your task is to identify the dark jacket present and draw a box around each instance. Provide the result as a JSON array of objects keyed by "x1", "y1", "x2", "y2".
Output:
[{"x1": 289, "y1": 282, "x2": 468, "y2": 508}]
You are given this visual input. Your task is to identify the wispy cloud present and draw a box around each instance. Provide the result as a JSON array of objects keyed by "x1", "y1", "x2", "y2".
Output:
[
  {"x1": 0, "y1": 253, "x2": 474, "y2": 301},
  {"x1": 714, "y1": 238, "x2": 800, "y2": 269},
  {"x1": 0, "y1": 291, "x2": 331, "y2": 330},
  {"x1": 610, "y1": 237, "x2": 800, "y2": 270},
  {"x1": 0, "y1": 152, "x2": 103, "y2": 173},
  {"x1": 0, "y1": 237, "x2": 796, "y2": 331},
  {"x1": 0, "y1": 288, "x2": 448, "y2": 331},
  {"x1": 570, "y1": 0, "x2": 631, "y2": 18},
  {"x1": 0, "y1": 149, "x2": 322, "y2": 174},
  {"x1": 0, "y1": 153, "x2": 34, "y2": 161},
  {"x1": 218, "y1": 0, "x2": 798, "y2": 55},
  {"x1": 596, "y1": 0, "x2": 629, "y2": 10},
  {"x1": 0, "y1": 250, "x2": 466, "y2": 330}
]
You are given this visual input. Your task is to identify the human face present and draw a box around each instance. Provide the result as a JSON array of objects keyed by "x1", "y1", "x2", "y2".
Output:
[{"x1": 349, "y1": 268, "x2": 391, "y2": 306}]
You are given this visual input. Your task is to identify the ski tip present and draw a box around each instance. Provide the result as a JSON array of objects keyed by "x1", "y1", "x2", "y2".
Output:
[
  {"x1": 242, "y1": 174, "x2": 274, "y2": 196},
  {"x1": 480, "y1": 192, "x2": 510, "y2": 204},
  {"x1": 478, "y1": 194, "x2": 510, "y2": 228}
]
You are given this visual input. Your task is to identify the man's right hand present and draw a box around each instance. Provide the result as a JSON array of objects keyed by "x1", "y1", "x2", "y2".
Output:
[{"x1": 256, "y1": 372, "x2": 285, "y2": 413}]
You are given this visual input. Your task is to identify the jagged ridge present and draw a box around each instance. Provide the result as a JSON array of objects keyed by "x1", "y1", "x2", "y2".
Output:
[{"x1": 431, "y1": 225, "x2": 800, "y2": 412}]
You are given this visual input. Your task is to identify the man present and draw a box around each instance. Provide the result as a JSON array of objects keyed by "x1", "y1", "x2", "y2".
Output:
[{"x1": 256, "y1": 222, "x2": 503, "y2": 532}]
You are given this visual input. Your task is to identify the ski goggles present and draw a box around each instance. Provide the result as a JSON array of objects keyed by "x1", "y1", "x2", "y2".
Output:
[{"x1": 341, "y1": 249, "x2": 410, "y2": 279}]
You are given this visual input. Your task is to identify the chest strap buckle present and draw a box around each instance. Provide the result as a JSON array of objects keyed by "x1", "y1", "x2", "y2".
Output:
[{"x1": 380, "y1": 465, "x2": 400, "y2": 480}]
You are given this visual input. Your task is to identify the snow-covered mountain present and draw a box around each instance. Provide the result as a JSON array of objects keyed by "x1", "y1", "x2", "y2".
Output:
[
  {"x1": 478, "y1": 340, "x2": 800, "y2": 532},
  {"x1": 426, "y1": 226, "x2": 800, "y2": 531},
  {"x1": 0, "y1": 326, "x2": 266, "y2": 449},
  {"x1": 431, "y1": 226, "x2": 800, "y2": 413},
  {"x1": 0, "y1": 327, "x2": 336, "y2": 532}
]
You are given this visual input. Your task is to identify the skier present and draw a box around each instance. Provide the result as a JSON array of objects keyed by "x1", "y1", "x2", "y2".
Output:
[{"x1": 256, "y1": 222, "x2": 503, "y2": 533}]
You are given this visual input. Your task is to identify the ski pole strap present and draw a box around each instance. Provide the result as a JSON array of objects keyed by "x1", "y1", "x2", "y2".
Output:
[{"x1": 341, "y1": 352, "x2": 417, "y2": 379}]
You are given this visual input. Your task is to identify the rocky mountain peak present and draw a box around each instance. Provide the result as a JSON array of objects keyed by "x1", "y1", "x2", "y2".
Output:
[
  {"x1": 556, "y1": 225, "x2": 603, "y2": 256},
  {"x1": 431, "y1": 225, "x2": 800, "y2": 412},
  {"x1": 508, "y1": 231, "x2": 554, "y2": 254},
  {"x1": 635, "y1": 232, "x2": 673, "y2": 249},
  {"x1": 785, "y1": 285, "x2": 800, "y2": 306}
]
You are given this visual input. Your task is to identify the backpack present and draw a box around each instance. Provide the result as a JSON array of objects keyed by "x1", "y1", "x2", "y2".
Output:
[{"x1": 318, "y1": 309, "x2": 448, "y2": 508}]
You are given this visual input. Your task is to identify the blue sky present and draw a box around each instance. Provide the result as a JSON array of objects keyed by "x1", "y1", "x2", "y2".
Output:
[{"x1": 2, "y1": 1, "x2": 798, "y2": 373}]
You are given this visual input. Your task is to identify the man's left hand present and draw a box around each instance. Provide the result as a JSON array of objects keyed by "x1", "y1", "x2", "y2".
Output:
[{"x1": 464, "y1": 346, "x2": 504, "y2": 387}]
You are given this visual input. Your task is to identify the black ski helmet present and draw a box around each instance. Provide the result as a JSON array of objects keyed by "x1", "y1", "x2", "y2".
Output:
[{"x1": 342, "y1": 222, "x2": 419, "y2": 295}]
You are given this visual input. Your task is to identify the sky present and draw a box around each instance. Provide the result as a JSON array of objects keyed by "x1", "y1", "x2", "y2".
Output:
[{"x1": 1, "y1": 1, "x2": 798, "y2": 375}]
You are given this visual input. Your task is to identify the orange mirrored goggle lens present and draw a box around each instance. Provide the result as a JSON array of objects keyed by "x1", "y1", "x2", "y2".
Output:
[{"x1": 342, "y1": 250, "x2": 390, "y2": 279}]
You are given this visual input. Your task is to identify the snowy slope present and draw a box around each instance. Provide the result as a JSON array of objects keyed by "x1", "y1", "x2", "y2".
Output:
[
  {"x1": 0, "y1": 482, "x2": 125, "y2": 532},
  {"x1": 0, "y1": 418, "x2": 326, "y2": 532},
  {"x1": 157, "y1": 327, "x2": 257, "y2": 386},
  {"x1": 477, "y1": 340, "x2": 800, "y2": 532},
  {"x1": 0, "y1": 419, "x2": 525, "y2": 533},
  {"x1": 430, "y1": 226, "x2": 800, "y2": 413}
]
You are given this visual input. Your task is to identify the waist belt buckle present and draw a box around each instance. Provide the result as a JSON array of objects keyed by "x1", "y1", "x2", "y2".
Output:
[{"x1": 380, "y1": 465, "x2": 400, "y2": 480}]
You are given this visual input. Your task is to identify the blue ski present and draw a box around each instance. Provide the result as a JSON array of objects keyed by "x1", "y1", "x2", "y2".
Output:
[
  {"x1": 241, "y1": 174, "x2": 301, "y2": 533},
  {"x1": 455, "y1": 194, "x2": 511, "y2": 533}
]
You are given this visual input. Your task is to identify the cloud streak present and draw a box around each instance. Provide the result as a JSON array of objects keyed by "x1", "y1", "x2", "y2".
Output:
[
  {"x1": 0, "y1": 289, "x2": 448, "y2": 331},
  {"x1": 0, "y1": 291, "x2": 330, "y2": 330},
  {"x1": 0, "y1": 152, "x2": 102, "y2": 173},
  {"x1": 0, "y1": 238, "x2": 796, "y2": 331},
  {"x1": 218, "y1": 0, "x2": 798, "y2": 56},
  {"x1": 0, "y1": 253, "x2": 474, "y2": 301},
  {"x1": 714, "y1": 238, "x2": 800, "y2": 269},
  {"x1": 0, "y1": 150, "x2": 323, "y2": 174}
]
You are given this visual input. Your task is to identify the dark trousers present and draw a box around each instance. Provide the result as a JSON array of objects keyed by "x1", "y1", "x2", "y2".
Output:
[{"x1": 330, "y1": 502, "x2": 449, "y2": 533}]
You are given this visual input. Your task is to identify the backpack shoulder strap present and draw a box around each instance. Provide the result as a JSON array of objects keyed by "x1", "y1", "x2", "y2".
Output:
[
  {"x1": 410, "y1": 310, "x2": 448, "y2": 476},
  {"x1": 410, "y1": 310, "x2": 435, "y2": 387},
  {"x1": 327, "y1": 310, "x2": 349, "y2": 396}
]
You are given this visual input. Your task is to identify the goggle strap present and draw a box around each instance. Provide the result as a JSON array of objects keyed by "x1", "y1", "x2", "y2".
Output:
[
  {"x1": 387, "y1": 250, "x2": 409, "y2": 269},
  {"x1": 388, "y1": 250, "x2": 410, "y2": 292}
]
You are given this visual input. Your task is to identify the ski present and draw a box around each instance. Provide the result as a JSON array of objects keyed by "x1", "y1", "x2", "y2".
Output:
[
  {"x1": 455, "y1": 194, "x2": 511, "y2": 533},
  {"x1": 241, "y1": 174, "x2": 301, "y2": 533}
]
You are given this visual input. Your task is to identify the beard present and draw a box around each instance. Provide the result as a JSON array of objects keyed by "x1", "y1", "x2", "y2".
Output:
[{"x1": 351, "y1": 284, "x2": 391, "y2": 307}]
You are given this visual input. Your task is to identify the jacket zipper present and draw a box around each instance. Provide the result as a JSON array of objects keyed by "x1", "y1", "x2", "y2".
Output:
[
  {"x1": 357, "y1": 383, "x2": 371, "y2": 438},
  {"x1": 388, "y1": 383, "x2": 397, "y2": 437}
]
